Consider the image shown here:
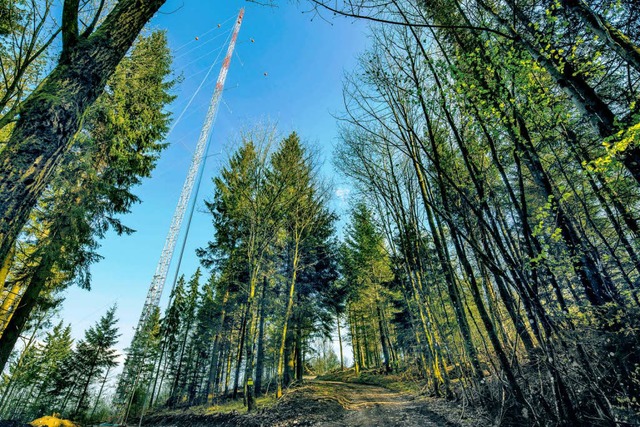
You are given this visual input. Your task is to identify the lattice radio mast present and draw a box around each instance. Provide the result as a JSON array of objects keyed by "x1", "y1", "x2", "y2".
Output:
[{"x1": 116, "y1": 9, "x2": 244, "y2": 420}]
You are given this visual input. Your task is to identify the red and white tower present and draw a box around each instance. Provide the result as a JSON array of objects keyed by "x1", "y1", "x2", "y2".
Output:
[{"x1": 117, "y1": 9, "x2": 244, "y2": 420}]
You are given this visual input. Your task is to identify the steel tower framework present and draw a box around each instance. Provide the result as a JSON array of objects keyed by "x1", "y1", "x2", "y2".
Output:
[
  {"x1": 117, "y1": 9, "x2": 244, "y2": 420},
  {"x1": 136, "y1": 7, "x2": 244, "y2": 337}
]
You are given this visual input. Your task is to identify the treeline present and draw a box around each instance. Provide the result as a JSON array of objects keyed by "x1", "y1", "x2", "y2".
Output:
[
  {"x1": 0, "y1": 306, "x2": 120, "y2": 422},
  {"x1": 114, "y1": 131, "x2": 343, "y2": 419},
  {"x1": 329, "y1": 0, "x2": 640, "y2": 425}
]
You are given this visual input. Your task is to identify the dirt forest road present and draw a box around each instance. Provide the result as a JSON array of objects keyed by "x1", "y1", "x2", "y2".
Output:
[
  {"x1": 310, "y1": 380, "x2": 473, "y2": 427},
  {"x1": 143, "y1": 379, "x2": 485, "y2": 427}
]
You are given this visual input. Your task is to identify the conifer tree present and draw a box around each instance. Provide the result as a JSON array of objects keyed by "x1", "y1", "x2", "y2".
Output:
[
  {"x1": 149, "y1": 274, "x2": 186, "y2": 406},
  {"x1": 24, "y1": 322, "x2": 73, "y2": 417},
  {"x1": 187, "y1": 274, "x2": 217, "y2": 403},
  {"x1": 341, "y1": 203, "x2": 395, "y2": 374},
  {"x1": 71, "y1": 305, "x2": 120, "y2": 418},
  {"x1": 193, "y1": 130, "x2": 339, "y2": 409},
  {"x1": 115, "y1": 306, "x2": 161, "y2": 421},
  {"x1": 269, "y1": 133, "x2": 330, "y2": 397}
]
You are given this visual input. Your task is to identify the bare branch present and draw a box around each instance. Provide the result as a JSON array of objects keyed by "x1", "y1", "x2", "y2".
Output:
[
  {"x1": 309, "y1": 0, "x2": 514, "y2": 40},
  {"x1": 82, "y1": 0, "x2": 106, "y2": 37}
]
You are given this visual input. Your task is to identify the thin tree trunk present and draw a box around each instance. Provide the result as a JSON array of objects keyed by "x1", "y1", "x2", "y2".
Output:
[
  {"x1": 224, "y1": 338, "x2": 233, "y2": 395},
  {"x1": 90, "y1": 366, "x2": 110, "y2": 420},
  {"x1": 205, "y1": 287, "x2": 229, "y2": 403},
  {"x1": 562, "y1": 0, "x2": 640, "y2": 73},
  {"x1": 169, "y1": 311, "x2": 196, "y2": 405},
  {"x1": 0, "y1": 316, "x2": 44, "y2": 413},
  {"x1": 0, "y1": 246, "x2": 56, "y2": 371},
  {"x1": 376, "y1": 300, "x2": 391, "y2": 373},
  {"x1": 295, "y1": 319, "x2": 303, "y2": 381},
  {"x1": 254, "y1": 277, "x2": 267, "y2": 396},
  {"x1": 74, "y1": 363, "x2": 96, "y2": 416},
  {"x1": 277, "y1": 244, "x2": 300, "y2": 398},
  {"x1": 348, "y1": 307, "x2": 360, "y2": 375},
  {"x1": 336, "y1": 309, "x2": 344, "y2": 371},
  {"x1": 232, "y1": 305, "x2": 247, "y2": 400},
  {"x1": 451, "y1": 231, "x2": 531, "y2": 412},
  {"x1": 244, "y1": 266, "x2": 261, "y2": 412}
]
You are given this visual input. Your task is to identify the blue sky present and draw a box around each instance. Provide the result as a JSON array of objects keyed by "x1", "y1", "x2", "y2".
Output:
[{"x1": 60, "y1": 0, "x2": 368, "y2": 365}]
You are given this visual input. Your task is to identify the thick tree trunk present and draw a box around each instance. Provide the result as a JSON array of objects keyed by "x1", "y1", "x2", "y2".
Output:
[
  {"x1": 0, "y1": 281, "x2": 22, "y2": 337},
  {"x1": 0, "y1": 245, "x2": 56, "y2": 371},
  {"x1": 0, "y1": 0, "x2": 166, "y2": 271}
]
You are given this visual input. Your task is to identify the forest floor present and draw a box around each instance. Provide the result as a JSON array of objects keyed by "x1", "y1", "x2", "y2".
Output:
[{"x1": 142, "y1": 377, "x2": 489, "y2": 427}]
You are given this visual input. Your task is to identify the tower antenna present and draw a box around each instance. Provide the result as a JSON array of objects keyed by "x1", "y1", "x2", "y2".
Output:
[{"x1": 115, "y1": 9, "x2": 245, "y2": 421}]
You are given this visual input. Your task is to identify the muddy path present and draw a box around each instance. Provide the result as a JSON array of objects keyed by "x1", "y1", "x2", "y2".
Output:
[{"x1": 143, "y1": 379, "x2": 485, "y2": 427}]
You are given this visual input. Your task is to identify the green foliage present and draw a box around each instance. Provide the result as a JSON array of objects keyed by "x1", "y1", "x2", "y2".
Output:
[
  {"x1": 333, "y1": 0, "x2": 640, "y2": 421},
  {"x1": 0, "y1": 0, "x2": 55, "y2": 132},
  {"x1": 342, "y1": 203, "x2": 394, "y2": 291},
  {"x1": 5, "y1": 30, "x2": 175, "y2": 297},
  {"x1": 340, "y1": 203, "x2": 399, "y2": 373},
  {"x1": 70, "y1": 305, "x2": 120, "y2": 417},
  {"x1": 125, "y1": 131, "x2": 340, "y2": 411},
  {"x1": 0, "y1": 0, "x2": 17, "y2": 36},
  {"x1": 160, "y1": 275, "x2": 187, "y2": 371},
  {"x1": 0, "y1": 29, "x2": 175, "y2": 418},
  {"x1": 0, "y1": 29, "x2": 175, "y2": 375},
  {"x1": 0, "y1": 307, "x2": 121, "y2": 421}
]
